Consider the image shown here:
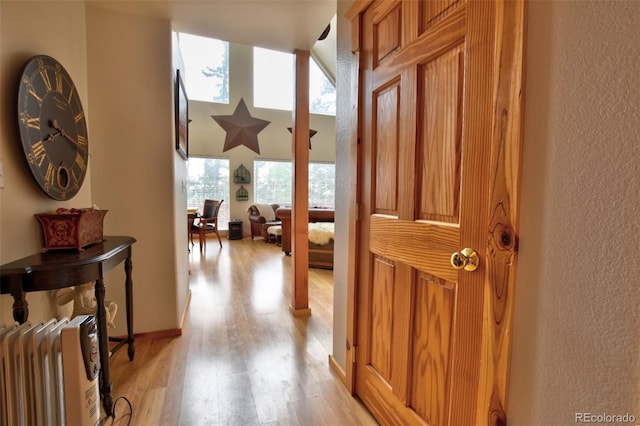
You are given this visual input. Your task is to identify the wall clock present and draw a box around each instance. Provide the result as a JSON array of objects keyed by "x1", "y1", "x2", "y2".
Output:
[{"x1": 17, "y1": 55, "x2": 88, "y2": 201}]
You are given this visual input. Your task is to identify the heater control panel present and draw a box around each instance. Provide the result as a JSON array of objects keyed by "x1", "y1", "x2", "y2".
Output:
[{"x1": 79, "y1": 316, "x2": 100, "y2": 381}]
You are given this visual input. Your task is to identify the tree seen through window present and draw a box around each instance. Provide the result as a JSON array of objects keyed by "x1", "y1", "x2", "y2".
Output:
[
  {"x1": 178, "y1": 33, "x2": 229, "y2": 104},
  {"x1": 254, "y1": 160, "x2": 334, "y2": 208},
  {"x1": 187, "y1": 157, "x2": 230, "y2": 229}
]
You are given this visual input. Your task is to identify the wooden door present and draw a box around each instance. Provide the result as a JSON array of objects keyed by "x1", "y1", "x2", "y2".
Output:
[{"x1": 351, "y1": 0, "x2": 525, "y2": 424}]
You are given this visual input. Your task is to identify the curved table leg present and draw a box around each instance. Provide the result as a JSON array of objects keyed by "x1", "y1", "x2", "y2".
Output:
[
  {"x1": 94, "y1": 277, "x2": 113, "y2": 416},
  {"x1": 9, "y1": 275, "x2": 29, "y2": 324}
]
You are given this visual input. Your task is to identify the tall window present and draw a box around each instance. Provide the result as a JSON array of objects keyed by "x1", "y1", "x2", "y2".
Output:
[
  {"x1": 187, "y1": 157, "x2": 230, "y2": 229},
  {"x1": 254, "y1": 160, "x2": 292, "y2": 205},
  {"x1": 253, "y1": 47, "x2": 336, "y2": 116},
  {"x1": 178, "y1": 32, "x2": 229, "y2": 104},
  {"x1": 308, "y1": 163, "x2": 335, "y2": 208},
  {"x1": 254, "y1": 160, "x2": 335, "y2": 208}
]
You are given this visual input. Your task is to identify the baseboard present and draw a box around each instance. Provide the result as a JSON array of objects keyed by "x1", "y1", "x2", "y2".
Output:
[
  {"x1": 111, "y1": 327, "x2": 182, "y2": 342},
  {"x1": 110, "y1": 290, "x2": 190, "y2": 342},
  {"x1": 328, "y1": 354, "x2": 346, "y2": 385}
]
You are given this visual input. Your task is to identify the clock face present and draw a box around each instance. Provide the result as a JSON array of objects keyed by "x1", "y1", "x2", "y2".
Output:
[{"x1": 17, "y1": 55, "x2": 88, "y2": 201}]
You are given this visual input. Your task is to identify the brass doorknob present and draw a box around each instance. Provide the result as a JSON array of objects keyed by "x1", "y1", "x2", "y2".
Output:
[{"x1": 450, "y1": 248, "x2": 479, "y2": 272}]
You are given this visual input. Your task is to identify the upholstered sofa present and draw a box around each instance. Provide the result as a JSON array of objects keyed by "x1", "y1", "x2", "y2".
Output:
[
  {"x1": 275, "y1": 207, "x2": 335, "y2": 269},
  {"x1": 247, "y1": 203, "x2": 280, "y2": 240}
]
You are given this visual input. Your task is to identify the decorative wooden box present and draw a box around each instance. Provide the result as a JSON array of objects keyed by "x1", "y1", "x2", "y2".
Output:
[{"x1": 35, "y1": 209, "x2": 107, "y2": 251}]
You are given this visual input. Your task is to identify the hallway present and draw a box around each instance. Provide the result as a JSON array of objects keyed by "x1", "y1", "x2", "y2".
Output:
[{"x1": 107, "y1": 237, "x2": 376, "y2": 425}]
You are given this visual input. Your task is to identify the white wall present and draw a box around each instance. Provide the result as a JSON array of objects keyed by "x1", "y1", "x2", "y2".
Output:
[
  {"x1": 509, "y1": 1, "x2": 640, "y2": 422},
  {"x1": 85, "y1": 5, "x2": 184, "y2": 335}
]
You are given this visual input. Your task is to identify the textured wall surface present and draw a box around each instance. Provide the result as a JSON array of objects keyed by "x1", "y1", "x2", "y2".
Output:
[
  {"x1": 509, "y1": 1, "x2": 640, "y2": 423},
  {"x1": 332, "y1": 0, "x2": 356, "y2": 371}
]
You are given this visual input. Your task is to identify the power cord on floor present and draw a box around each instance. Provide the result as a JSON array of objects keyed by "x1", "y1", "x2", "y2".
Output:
[{"x1": 100, "y1": 396, "x2": 133, "y2": 426}]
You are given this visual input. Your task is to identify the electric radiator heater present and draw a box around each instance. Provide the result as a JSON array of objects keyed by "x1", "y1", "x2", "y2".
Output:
[{"x1": 0, "y1": 315, "x2": 101, "y2": 426}]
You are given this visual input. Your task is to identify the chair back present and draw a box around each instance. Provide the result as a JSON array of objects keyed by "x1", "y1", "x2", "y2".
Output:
[
  {"x1": 192, "y1": 199, "x2": 224, "y2": 249},
  {"x1": 203, "y1": 199, "x2": 223, "y2": 222}
]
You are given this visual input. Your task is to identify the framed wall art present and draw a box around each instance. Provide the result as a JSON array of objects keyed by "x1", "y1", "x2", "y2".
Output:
[{"x1": 175, "y1": 69, "x2": 188, "y2": 160}]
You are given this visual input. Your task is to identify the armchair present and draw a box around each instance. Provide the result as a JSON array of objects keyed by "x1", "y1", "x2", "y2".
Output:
[
  {"x1": 247, "y1": 203, "x2": 280, "y2": 240},
  {"x1": 190, "y1": 199, "x2": 223, "y2": 251}
]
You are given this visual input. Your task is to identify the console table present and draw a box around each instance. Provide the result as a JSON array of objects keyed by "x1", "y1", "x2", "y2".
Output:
[{"x1": 0, "y1": 235, "x2": 136, "y2": 417}]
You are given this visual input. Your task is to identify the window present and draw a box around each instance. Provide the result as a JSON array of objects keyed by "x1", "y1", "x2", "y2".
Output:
[
  {"x1": 178, "y1": 32, "x2": 229, "y2": 104},
  {"x1": 253, "y1": 48, "x2": 293, "y2": 112},
  {"x1": 254, "y1": 160, "x2": 335, "y2": 208},
  {"x1": 308, "y1": 163, "x2": 335, "y2": 208},
  {"x1": 187, "y1": 157, "x2": 230, "y2": 229},
  {"x1": 253, "y1": 47, "x2": 336, "y2": 116},
  {"x1": 309, "y1": 60, "x2": 336, "y2": 116},
  {"x1": 254, "y1": 160, "x2": 292, "y2": 205}
]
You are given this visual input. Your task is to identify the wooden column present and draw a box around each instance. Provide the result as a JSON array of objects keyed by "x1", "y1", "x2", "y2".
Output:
[{"x1": 290, "y1": 50, "x2": 311, "y2": 317}]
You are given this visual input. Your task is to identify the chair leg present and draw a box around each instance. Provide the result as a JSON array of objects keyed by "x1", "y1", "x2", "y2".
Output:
[
  {"x1": 199, "y1": 229, "x2": 205, "y2": 252},
  {"x1": 216, "y1": 230, "x2": 222, "y2": 248}
]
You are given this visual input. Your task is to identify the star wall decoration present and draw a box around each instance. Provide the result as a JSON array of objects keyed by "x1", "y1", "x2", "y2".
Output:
[
  {"x1": 212, "y1": 98, "x2": 270, "y2": 154},
  {"x1": 287, "y1": 127, "x2": 318, "y2": 149}
]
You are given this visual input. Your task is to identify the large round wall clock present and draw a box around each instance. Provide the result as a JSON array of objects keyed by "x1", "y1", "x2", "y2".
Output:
[{"x1": 17, "y1": 55, "x2": 88, "y2": 201}]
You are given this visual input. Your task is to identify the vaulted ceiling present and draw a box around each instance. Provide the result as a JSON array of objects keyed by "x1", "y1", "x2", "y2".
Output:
[
  {"x1": 88, "y1": 0, "x2": 337, "y2": 83},
  {"x1": 88, "y1": 1, "x2": 336, "y2": 52}
]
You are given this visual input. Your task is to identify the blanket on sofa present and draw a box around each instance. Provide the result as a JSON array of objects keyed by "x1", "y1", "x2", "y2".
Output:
[
  {"x1": 308, "y1": 222, "x2": 334, "y2": 245},
  {"x1": 252, "y1": 203, "x2": 276, "y2": 221}
]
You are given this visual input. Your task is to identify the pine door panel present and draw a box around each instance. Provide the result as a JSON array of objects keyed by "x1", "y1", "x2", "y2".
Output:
[
  {"x1": 419, "y1": 44, "x2": 464, "y2": 223},
  {"x1": 373, "y1": 2, "x2": 402, "y2": 65},
  {"x1": 374, "y1": 83, "x2": 400, "y2": 214},
  {"x1": 369, "y1": 255, "x2": 395, "y2": 380},
  {"x1": 410, "y1": 272, "x2": 456, "y2": 424}
]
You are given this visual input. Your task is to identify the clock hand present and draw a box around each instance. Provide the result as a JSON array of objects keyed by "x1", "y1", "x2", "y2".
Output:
[
  {"x1": 42, "y1": 131, "x2": 61, "y2": 143},
  {"x1": 60, "y1": 130, "x2": 78, "y2": 146},
  {"x1": 50, "y1": 119, "x2": 80, "y2": 148}
]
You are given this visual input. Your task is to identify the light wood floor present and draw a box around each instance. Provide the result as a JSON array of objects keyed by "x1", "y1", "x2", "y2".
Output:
[{"x1": 106, "y1": 237, "x2": 377, "y2": 425}]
